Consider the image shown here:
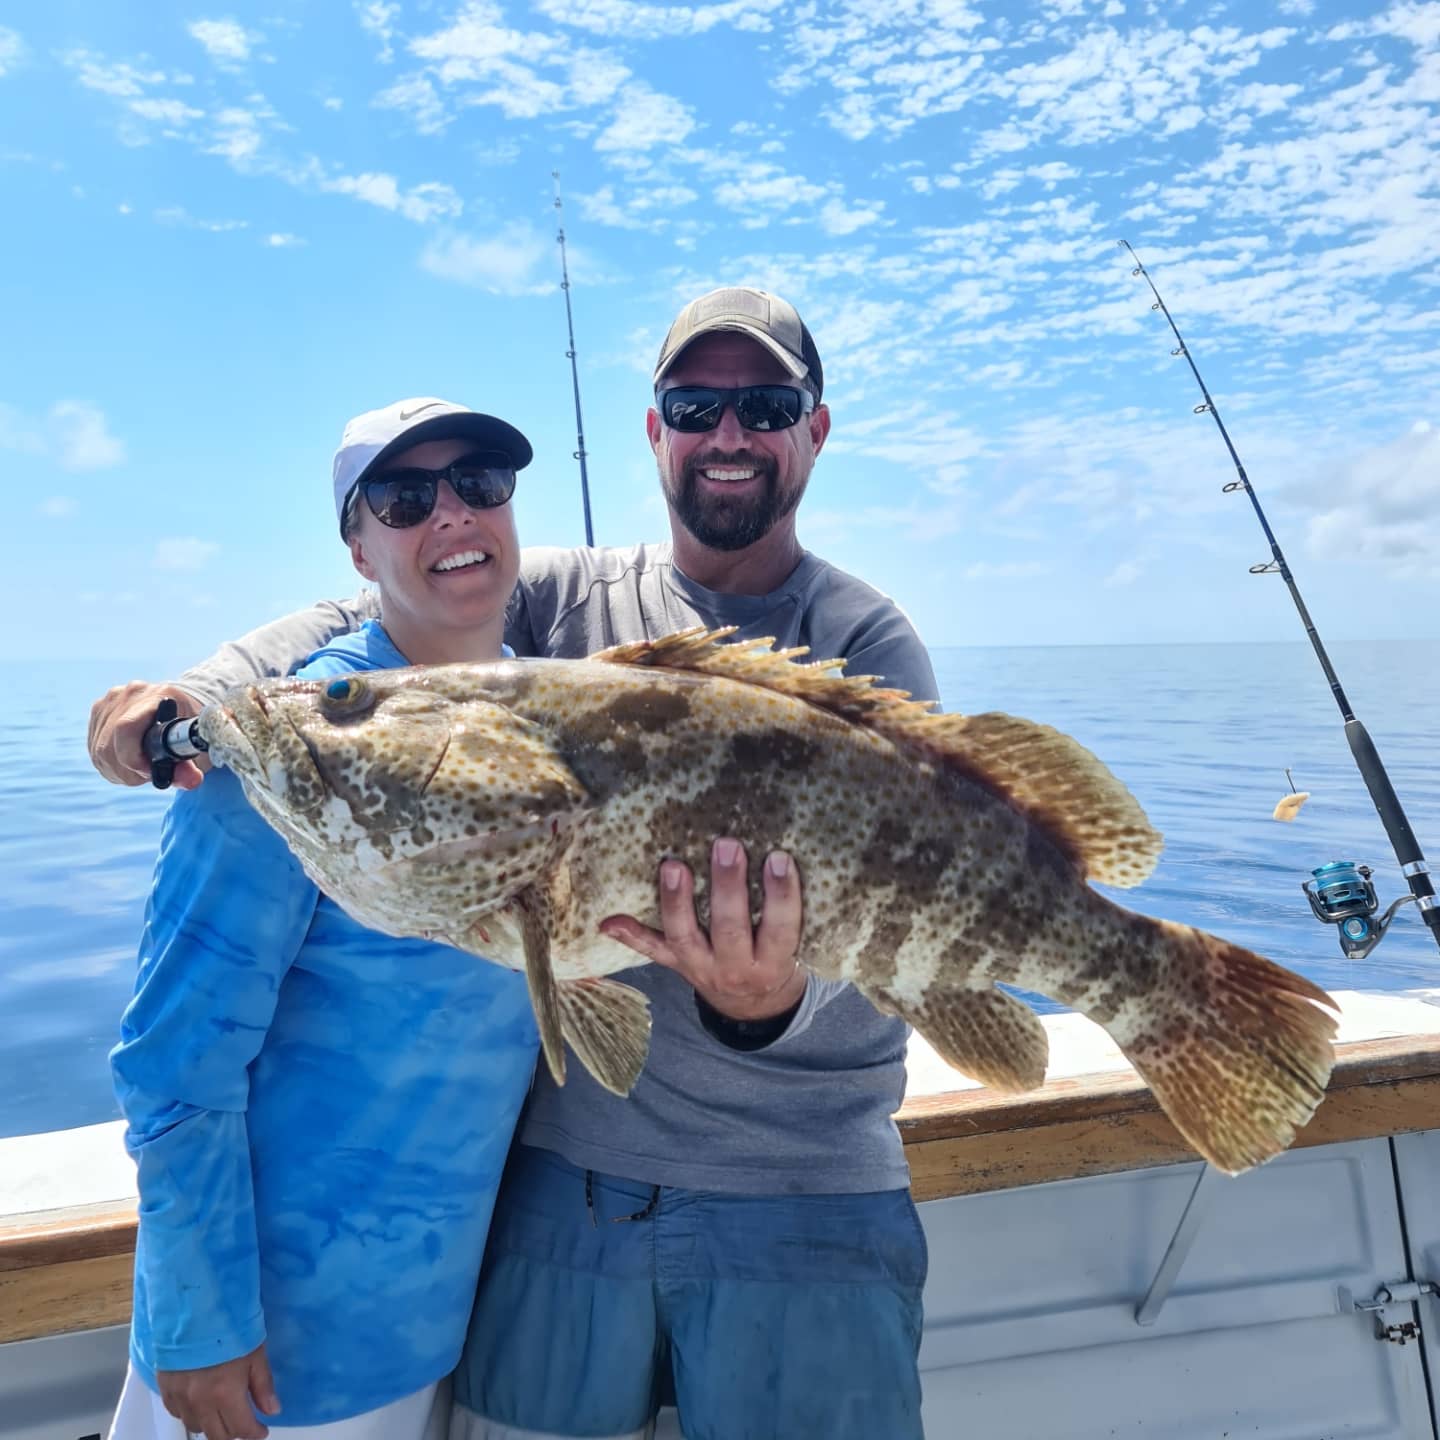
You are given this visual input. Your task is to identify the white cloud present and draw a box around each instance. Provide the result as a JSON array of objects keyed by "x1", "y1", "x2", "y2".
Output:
[
  {"x1": 63, "y1": 51, "x2": 168, "y2": 97},
  {"x1": 418, "y1": 224, "x2": 555, "y2": 294},
  {"x1": 714, "y1": 163, "x2": 827, "y2": 215},
  {"x1": 409, "y1": 4, "x2": 567, "y2": 90},
  {"x1": 1103, "y1": 560, "x2": 1143, "y2": 587},
  {"x1": 0, "y1": 25, "x2": 25, "y2": 76},
  {"x1": 52, "y1": 402, "x2": 126, "y2": 470},
  {"x1": 594, "y1": 85, "x2": 694, "y2": 151},
  {"x1": 0, "y1": 400, "x2": 126, "y2": 470},
  {"x1": 819, "y1": 197, "x2": 885, "y2": 236},
  {"x1": 155, "y1": 204, "x2": 248, "y2": 232},
  {"x1": 375, "y1": 73, "x2": 451, "y2": 134},
  {"x1": 532, "y1": 0, "x2": 772, "y2": 36},
  {"x1": 358, "y1": 1, "x2": 401, "y2": 62},
  {"x1": 263, "y1": 232, "x2": 305, "y2": 247},
  {"x1": 576, "y1": 181, "x2": 698, "y2": 230},
  {"x1": 205, "y1": 104, "x2": 273, "y2": 167},
  {"x1": 128, "y1": 97, "x2": 203, "y2": 126},
  {"x1": 38, "y1": 496, "x2": 77, "y2": 519},
  {"x1": 1305, "y1": 422, "x2": 1440, "y2": 571},
  {"x1": 187, "y1": 18, "x2": 257, "y2": 66},
  {"x1": 154, "y1": 537, "x2": 220, "y2": 571},
  {"x1": 322, "y1": 171, "x2": 462, "y2": 223},
  {"x1": 322, "y1": 95, "x2": 344, "y2": 111}
]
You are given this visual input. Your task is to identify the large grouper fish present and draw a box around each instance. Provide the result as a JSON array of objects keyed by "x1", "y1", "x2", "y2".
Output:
[{"x1": 198, "y1": 627, "x2": 1338, "y2": 1175}]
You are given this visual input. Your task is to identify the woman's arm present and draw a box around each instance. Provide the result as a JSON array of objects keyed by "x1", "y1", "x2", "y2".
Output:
[{"x1": 112, "y1": 772, "x2": 319, "y2": 1386}]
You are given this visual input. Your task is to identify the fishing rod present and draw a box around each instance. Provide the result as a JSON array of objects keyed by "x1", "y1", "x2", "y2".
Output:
[
  {"x1": 1119, "y1": 239, "x2": 1440, "y2": 961},
  {"x1": 552, "y1": 171, "x2": 595, "y2": 546}
]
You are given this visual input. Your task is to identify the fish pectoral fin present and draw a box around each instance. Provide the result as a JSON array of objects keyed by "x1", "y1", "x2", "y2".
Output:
[
  {"x1": 515, "y1": 899, "x2": 567, "y2": 1088},
  {"x1": 869, "y1": 984, "x2": 1049, "y2": 1093},
  {"x1": 556, "y1": 979, "x2": 653, "y2": 1098}
]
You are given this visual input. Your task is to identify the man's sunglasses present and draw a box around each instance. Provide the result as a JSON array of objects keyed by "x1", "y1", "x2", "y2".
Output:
[
  {"x1": 657, "y1": 385, "x2": 815, "y2": 434},
  {"x1": 357, "y1": 452, "x2": 517, "y2": 529}
]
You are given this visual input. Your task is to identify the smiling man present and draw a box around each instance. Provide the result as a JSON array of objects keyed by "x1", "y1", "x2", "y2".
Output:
[{"x1": 87, "y1": 288, "x2": 940, "y2": 1440}]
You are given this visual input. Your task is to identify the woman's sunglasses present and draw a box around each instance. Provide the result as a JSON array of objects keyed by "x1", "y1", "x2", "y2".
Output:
[
  {"x1": 657, "y1": 385, "x2": 815, "y2": 434},
  {"x1": 357, "y1": 452, "x2": 517, "y2": 529}
]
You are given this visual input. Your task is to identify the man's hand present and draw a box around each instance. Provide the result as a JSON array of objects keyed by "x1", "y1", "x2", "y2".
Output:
[
  {"x1": 88, "y1": 680, "x2": 208, "y2": 790},
  {"x1": 157, "y1": 1342, "x2": 281, "y2": 1440},
  {"x1": 599, "y1": 838, "x2": 805, "y2": 1022}
]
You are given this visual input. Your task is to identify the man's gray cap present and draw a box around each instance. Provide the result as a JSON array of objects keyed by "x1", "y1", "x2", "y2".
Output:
[{"x1": 653, "y1": 287, "x2": 824, "y2": 399}]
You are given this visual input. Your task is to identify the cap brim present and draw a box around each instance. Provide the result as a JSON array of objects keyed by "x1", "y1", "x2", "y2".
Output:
[
  {"x1": 357, "y1": 412, "x2": 534, "y2": 489},
  {"x1": 654, "y1": 322, "x2": 809, "y2": 386}
]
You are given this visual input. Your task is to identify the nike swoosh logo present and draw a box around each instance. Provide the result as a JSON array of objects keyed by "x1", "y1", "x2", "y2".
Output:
[{"x1": 399, "y1": 403, "x2": 442, "y2": 421}]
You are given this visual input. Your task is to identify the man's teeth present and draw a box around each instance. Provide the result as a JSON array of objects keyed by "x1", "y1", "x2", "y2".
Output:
[
  {"x1": 433, "y1": 549, "x2": 490, "y2": 572},
  {"x1": 702, "y1": 468, "x2": 758, "y2": 481}
]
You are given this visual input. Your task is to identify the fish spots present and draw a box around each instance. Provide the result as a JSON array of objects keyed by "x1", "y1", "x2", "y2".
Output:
[
  {"x1": 728, "y1": 730, "x2": 823, "y2": 775},
  {"x1": 601, "y1": 683, "x2": 695, "y2": 734},
  {"x1": 855, "y1": 915, "x2": 914, "y2": 989}
]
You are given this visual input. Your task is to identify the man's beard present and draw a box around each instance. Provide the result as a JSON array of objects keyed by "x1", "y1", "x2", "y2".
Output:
[{"x1": 664, "y1": 449, "x2": 804, "y2": 552}]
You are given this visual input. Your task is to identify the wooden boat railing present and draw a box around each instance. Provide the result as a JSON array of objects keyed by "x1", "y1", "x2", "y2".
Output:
[{"x1": 3, "y1": 1033, "x2": 1437, "y2": 1347}]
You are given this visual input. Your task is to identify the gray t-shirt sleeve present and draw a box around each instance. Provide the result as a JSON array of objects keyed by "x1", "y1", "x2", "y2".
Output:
[{"x1": 177, "y1": 593, "x2": 379, "y2": 706}]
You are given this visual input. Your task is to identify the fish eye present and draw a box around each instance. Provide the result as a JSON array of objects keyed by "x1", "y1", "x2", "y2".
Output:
[{"x1": 320, "y1": 675, "x2": 375, "y2": 717}]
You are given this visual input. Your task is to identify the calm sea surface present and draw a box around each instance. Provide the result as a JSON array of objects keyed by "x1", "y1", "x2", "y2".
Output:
[{"x1": 2, "y1": 642, "x2": 1437, "y2": 1141}]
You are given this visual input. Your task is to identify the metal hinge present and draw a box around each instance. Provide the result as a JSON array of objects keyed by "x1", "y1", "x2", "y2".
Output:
[{"x1": 1338, "y1": 1279, "x2": 1436, "y2": 1343}]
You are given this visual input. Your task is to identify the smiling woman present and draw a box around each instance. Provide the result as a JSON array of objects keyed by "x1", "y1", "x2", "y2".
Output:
[{"x1": 98, "y1": 397, "x2": 545, "y2": 1440}]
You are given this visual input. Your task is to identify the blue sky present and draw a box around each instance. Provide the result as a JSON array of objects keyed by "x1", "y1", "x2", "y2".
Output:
[{"x1": 1, "y1": 0, "x2": 1437, "y2": 666}]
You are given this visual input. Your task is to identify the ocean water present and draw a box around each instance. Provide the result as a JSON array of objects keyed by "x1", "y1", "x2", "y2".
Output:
[{"x1": 2, "y1": 642, "x2": 1438, "y2": 1142}]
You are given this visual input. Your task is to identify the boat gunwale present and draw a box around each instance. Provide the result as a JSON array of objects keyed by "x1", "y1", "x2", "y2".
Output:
[{"x1": 3, "y1": 1032, "x2": 1436, "y2": 1282}]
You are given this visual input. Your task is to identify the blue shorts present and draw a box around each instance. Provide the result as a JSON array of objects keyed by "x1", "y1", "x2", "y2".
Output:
[{"x1": 451, "y1": 1144, "x2": 927, "y2": 1440}]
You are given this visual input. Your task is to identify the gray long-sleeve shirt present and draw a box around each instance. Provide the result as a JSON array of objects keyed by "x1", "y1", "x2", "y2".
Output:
[{"x1": 179, "y1": 542, "x2": 940, "y2": 1194}]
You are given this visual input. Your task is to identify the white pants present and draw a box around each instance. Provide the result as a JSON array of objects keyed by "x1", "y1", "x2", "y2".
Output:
[{"x1": 107, "y1": 1363, "x2": 448, "y2": 1440}]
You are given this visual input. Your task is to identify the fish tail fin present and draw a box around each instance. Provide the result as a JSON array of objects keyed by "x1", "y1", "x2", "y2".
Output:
[{"x1": 1114, "y1": 919, "x2": 1338, "y2": 1174}]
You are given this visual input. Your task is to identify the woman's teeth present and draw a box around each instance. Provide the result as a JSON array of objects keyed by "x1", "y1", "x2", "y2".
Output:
[{"x1": 433, "y1": 549, "x2": 490, "y2": 573}]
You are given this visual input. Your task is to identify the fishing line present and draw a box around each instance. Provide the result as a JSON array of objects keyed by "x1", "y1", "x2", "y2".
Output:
[{"x1": 1119, "y1": 239, "x2": 1439, "y2": 961}]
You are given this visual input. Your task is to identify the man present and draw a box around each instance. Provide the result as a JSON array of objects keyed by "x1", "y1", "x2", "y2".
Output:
[{"x1": 89, "y1": 288, "x2": 940, "y2": 1440}]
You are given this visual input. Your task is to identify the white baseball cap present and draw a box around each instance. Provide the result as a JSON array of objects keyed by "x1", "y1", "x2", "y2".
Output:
[{"x1": 333, "y1": 397, "x2": 533, "y2": 531}]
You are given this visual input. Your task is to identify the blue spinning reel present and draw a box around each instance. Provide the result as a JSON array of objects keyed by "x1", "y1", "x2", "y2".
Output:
[{"x1": 1303, "y1": 861, "x2": 1415, "y2": 960}]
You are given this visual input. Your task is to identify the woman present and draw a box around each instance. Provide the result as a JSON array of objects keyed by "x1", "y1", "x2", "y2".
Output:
[{"x1": 108, "y1": 398, "x2": 541, "y2": 1440}]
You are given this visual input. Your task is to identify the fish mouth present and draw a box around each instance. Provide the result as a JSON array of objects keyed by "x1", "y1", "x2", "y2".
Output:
[
  {"x1": 197, "y1": 698, "x2": 263, "y2": 778},
  {"x1": 197, "y1": 687, "x2": 326, "y2": 812}
]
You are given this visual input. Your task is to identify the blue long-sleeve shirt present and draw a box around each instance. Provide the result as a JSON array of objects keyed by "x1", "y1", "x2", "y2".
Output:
[{"x1": 112, "y1": 621, "x2": 539, "y2": 1425}]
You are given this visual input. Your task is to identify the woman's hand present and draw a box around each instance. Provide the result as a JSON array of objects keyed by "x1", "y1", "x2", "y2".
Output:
[{"x1": 156, "y1": 1342, "x2": 281, "y2": 1440}]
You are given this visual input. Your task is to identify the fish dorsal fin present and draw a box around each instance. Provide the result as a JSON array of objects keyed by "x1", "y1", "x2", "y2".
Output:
[
  {"x1": 591, "y1": 626, "x2": 935, "y2": 726},
  {"x1": 911, "y1": 712, "x2": 1163, "y2": 888},
  {"x1": 592, "y1": 628, "x2": 1162, "y2": 889}
]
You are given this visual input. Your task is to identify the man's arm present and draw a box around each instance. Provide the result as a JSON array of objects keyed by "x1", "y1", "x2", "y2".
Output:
[
  {"x1": 179, "y1": 594, "x2": 378, "y2": 706},
  {"x1": 112, "y1": 774, "x2": 317, "y2": 1423},
  {"x1": 87, "y1": 595, "x2": 376, "y2": 788}
]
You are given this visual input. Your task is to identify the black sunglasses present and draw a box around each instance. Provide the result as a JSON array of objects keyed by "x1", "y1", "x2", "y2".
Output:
[
  {"x1": 357, "y1": 451, "x2": 517, "y2": 529},
  {"x1": 657, "y1": 385, "x2": 815, "y2": 434}
]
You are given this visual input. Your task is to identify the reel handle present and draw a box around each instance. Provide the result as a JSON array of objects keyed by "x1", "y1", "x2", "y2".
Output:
[{"x1": 143, "y1": 697, "x2": 208, "y2": 791}]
